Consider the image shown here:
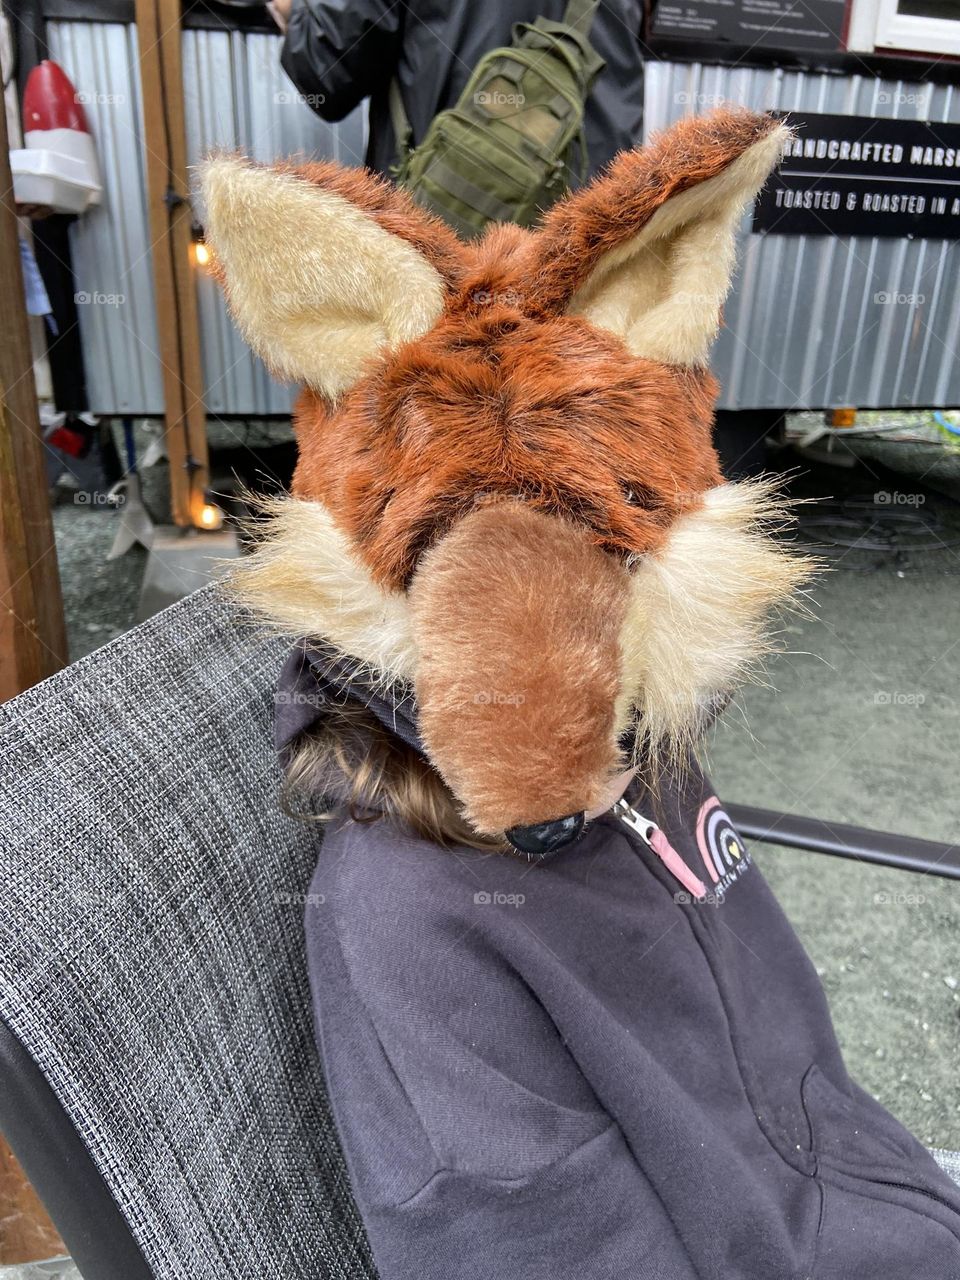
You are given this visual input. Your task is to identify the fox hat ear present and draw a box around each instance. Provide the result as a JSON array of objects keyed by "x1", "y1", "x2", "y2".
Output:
[
  {"x1": 530, "y1": 109, "x2": 790, "y2": 367},
  {"x1": 200, "y1": 157, "x2": 464, "y2": 399}
]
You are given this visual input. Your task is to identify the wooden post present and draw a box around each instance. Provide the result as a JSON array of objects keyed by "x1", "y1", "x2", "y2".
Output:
[
  {"x1": 0, "y1": 94, "x2": 69, "y2": 1265},
  {"x1": 0, "y1": 82, "x2": 68, "y2": 701},
  {"x1": 135, "y1": 0, "x2": 209, "y2": 526},
  {"x1": 0, "y1": 1138, "x2": 65, "y2": 1266}
]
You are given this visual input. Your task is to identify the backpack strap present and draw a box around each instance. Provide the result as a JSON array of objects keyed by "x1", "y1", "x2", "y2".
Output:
[
  {"x1": 562, "y1": 0, "x2": 600, "y2": 34},
  {"x1": 388, "y1": 78, "x2": 413, "y2": 177}
]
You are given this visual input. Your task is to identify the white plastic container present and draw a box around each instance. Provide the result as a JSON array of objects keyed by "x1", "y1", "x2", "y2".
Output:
[{"x1": 10, "y1": 144, "x2": 102, "y2": 214}]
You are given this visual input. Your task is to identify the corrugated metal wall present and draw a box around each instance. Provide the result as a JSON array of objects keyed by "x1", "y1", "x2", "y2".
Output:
[
  {"x1": 644, "y1": 63, "x2": 960, "y2": 409},
  {"x1": 47, "y1": 21, "x2": 163, "y2": 414},
  {"x1": 47, "y1": 22, "x2": 365, "y2": 416}
]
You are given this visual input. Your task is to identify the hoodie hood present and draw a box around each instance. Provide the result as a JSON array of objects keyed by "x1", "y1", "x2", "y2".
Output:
[{"x1": 274, "y1": 641, "x2": 421, "y2": 764}]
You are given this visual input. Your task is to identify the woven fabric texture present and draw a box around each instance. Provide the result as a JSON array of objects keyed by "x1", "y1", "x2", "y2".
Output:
[
  {"x1": 934, "y1": 1148, "x2": 960, "y2": 1187},
  {"x1": 0, "y1": 584, "x2": 376, "y2": 1280}
]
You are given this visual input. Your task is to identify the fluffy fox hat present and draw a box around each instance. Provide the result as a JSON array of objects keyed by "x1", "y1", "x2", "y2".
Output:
[{"x1": 202, "y1": 108, "x2": 807, "y2": 851}]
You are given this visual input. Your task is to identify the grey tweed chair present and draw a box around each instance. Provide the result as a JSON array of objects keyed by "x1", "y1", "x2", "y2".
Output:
[
  {"x1": 0, "y1": 584, "x2": 375, "y2": 1280},
  {"x1": 1, "y1": 584, "x2": 958, "y2": 1279}
]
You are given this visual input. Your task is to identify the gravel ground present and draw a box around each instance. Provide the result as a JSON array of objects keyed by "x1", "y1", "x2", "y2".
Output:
[
  {"x1": 49, "y1": 417, "x2": 295, "y2": 660},
  {"x1": 707, "y1": 453, "x2": 960, "y2": 1149},
  {"x1": 51, "y1": 504, "x2": 146, "y2": 660}
]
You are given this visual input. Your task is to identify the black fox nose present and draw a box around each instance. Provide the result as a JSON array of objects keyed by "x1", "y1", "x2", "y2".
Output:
[{"x1": 506, "y1": 812, "x2": 585, "y2": 858}]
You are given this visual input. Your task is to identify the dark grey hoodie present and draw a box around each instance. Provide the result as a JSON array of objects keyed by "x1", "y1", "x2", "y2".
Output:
[{"x1": 280, "y1": 648, "x2": 960, "y2": 1279}]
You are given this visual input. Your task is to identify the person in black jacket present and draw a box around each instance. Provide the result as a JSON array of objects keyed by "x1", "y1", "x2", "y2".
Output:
[{"x1": 268, "y1": 0, "x2": 644, "y2": 178}]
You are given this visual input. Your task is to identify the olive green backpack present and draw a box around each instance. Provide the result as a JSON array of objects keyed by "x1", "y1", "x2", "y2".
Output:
[{"x1": 390, "y1": 0, "x2": 604, "y2": 238}]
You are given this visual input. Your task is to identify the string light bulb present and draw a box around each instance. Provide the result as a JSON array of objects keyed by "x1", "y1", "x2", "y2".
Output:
[
  {"x1": 190, "y1": 221, "x2": 210, "y2": 268},
  {"x1": 197, "y1": 490, "x2": 224, "y2": 531}
]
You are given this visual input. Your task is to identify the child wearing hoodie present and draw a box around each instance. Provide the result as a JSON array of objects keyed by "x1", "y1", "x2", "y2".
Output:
[{"x1": 203, "y1": 109, "x2": 960, "y2": 1278}]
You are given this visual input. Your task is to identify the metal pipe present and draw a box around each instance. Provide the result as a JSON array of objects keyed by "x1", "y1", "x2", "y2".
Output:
[{"x1": 726, "y1": 805, "x2": 960, "y2": 881}]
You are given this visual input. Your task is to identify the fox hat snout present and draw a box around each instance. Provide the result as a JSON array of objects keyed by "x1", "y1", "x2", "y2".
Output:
[{"x1": 203, "y1": 108, "x2": 809, "y2": 838}]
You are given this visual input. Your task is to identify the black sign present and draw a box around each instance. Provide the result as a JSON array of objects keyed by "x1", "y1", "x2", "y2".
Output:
[
  {"x1": 651, "y1": 0, "x2": 845, "y2": 52},
  {"x1": 754, "y1": 114, "x2": 960, "y2": 239}
]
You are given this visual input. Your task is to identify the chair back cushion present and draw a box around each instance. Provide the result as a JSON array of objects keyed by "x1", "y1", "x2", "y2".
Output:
[{"x1": 0, "y1": 584, "x2": 376, "y2": 1279}]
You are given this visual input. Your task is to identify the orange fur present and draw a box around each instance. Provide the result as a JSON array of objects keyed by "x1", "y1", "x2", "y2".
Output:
[
  {"x1": 284, "y1": 114, "x2": 780, "y2": 588},
  {"x1": 409, "y1": 502, "x2": 629, "y2": 833},
  {"x1": 291, "y1": 314, "x2": 720, "y2": 589}
]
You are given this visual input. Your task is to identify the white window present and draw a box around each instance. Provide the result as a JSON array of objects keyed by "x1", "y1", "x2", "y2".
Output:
[{"x1": 848, "y1": 0, "x2": 960, "y2": 55}]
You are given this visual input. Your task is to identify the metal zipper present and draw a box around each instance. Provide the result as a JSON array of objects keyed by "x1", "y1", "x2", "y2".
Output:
[
  {"x1": 612, "y1": 798, "x2": 656, "y2": 842},
  {"x1": 612, "y1": 799, "x2": 708, "y2": 900}
]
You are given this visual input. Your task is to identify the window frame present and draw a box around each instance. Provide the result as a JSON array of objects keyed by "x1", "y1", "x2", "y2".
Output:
[{"x1": 848, "y1": 0, "x2": 960, "y2": 56}]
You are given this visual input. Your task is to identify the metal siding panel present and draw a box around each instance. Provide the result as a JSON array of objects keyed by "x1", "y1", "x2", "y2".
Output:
[
  {"x1": 47, "y1": 22, "x2": 164, "y2": 414},
  {"x1": 644, "y1": 62, "x2": 960, "y2": 409},
  {"x1": 47, "y1": 21, "x2": 366, "y2": 416}
]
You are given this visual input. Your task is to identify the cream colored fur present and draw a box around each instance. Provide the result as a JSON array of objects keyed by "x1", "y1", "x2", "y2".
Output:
[
  {"x1": 225, "y1": 497, "x2": 417, "y2": 684},
  {"x1": 616, "y1": 479, "x2": 811, "y2": 763},
  {"x1": 200, "y1": 157, "x2": 446, "y2": 399},
  {"x1": 568, "y1": 125, "x2": 790, "y2": 366}
]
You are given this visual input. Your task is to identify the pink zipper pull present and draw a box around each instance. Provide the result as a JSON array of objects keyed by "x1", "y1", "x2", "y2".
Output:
[{"x1": 613, "y1": 800, "x2": 707, "y2": 900}]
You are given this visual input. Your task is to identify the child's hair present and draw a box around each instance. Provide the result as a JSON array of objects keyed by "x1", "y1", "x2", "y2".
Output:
[{"x1": 282, "y1": 699, "x2": 506, "y2": 852}]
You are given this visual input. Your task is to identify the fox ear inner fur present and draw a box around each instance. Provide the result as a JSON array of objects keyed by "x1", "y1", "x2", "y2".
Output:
[
  {"x1": 200, "y1": 156, "x2": 465, "y2": 399},
  {"x1": 530, "y1": 112, "x2": 791, "y2": 364}
]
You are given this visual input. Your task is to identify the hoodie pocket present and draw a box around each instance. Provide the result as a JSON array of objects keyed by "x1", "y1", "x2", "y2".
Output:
[
  {"x1": 802, "y1": 1064, "x2": 960, "y2": 1218},
  {"x1": 800, "y1": 1065, "x2": 917, "y2": 1168},
  {"x1": 800, "y1": 1067, "x2": 960, "y2": 1276}
]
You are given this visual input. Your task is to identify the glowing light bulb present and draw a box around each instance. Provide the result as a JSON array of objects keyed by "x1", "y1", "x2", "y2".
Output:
[
  {"x1": 193, "y1": 241, "x2": 210, "y2": 267},
  {"x1": 198, "y1": 501, "x2": 222, "y2": 530}
]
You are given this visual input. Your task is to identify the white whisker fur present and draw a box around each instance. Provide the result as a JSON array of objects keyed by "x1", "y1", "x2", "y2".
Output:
[
  {"x1": 616, "y1": 480, "x2": 815, "y2": 769},
  {"x1": 225, "y1": 496, "x2": 417, "y2": 687}
]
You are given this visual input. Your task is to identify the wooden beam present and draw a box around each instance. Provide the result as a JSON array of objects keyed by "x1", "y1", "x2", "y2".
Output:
[
  {"x1": 0, "y1": 87, "x2": 68, "y2": 701},
  {"x1": 0, "y1": 1136, "x2": 65, "y2": 1266},
  {"x1": 135, "y1": 0, "x2": 209, "y2": 526}
]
